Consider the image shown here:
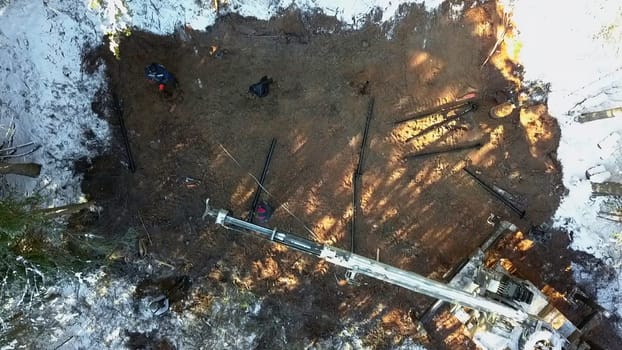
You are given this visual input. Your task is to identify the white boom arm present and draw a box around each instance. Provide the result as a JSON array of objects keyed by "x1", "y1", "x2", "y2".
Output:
[{"x1": 202, "y1": 200, "x2": 528, "y2": 322}]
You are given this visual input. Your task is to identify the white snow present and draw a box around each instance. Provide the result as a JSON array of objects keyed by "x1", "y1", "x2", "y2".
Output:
[
  {"x1": 509, "y1": 0, "x2": 622, "y2": 327},
  {"x1": 0, "y1": 0, "x2": 110, "y2": 206},
  {"x1": 2, "y1": 0, "x2": 622, "y2": 347},
  {"x1": 221, "y1": 0, "x2": 444, "y2": 27}
]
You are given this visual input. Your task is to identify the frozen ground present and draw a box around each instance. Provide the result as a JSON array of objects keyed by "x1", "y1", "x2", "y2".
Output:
[
  {"x1": 509, "y1": 0, "x2": 622, "y2": 322},
  {"x1": 0, "y1": 0, "x2": 109, "y2": 206},
  {"x1": 1, "y1": 0, "x2": 622, "y2": 348}
]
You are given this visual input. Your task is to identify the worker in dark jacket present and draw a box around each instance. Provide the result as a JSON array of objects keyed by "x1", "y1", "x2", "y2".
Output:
[
  {"x1": 144, "y1": 63, "x2": 178, "y2": 93},
  {"x1": 248, "y1": 76, "x2": 273, "y2": 97}
]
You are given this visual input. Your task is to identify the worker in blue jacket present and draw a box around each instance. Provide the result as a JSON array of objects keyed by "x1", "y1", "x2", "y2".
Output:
[{"x1": 144, "y1": 63, "x2": 177, "y2": 93}]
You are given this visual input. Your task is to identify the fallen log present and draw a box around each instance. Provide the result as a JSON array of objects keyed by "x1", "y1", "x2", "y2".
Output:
[
  {"x1": 575, "y1": 106, "x2": 622, "y2": 123},
  {"x1": 38, "y1": 201, "x2": 97, "y2": 218},
  {"x1": 0, "y1": 162, "x2": 42, "y2": 178},
  {"x1": 393, "y1": 92, "x2": 478, "y2": 125},
  {"x1": 592, "y1": 182, "x2": 622, "y2": 196}
]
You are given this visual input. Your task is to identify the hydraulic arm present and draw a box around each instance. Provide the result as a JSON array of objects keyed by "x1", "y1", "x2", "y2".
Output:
[{"x1": 202, "y1": 199, "x2": 528, "y2": 322}]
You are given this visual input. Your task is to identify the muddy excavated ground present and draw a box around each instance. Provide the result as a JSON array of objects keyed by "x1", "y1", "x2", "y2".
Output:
[{"x1": 77, "y1": 1, "x2": 620, "y2": 349}]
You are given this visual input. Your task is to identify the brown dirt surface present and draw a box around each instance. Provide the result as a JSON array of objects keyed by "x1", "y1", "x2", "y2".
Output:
[{"x1": 79, "y1": 1, "x2": 621, "y2": 349}]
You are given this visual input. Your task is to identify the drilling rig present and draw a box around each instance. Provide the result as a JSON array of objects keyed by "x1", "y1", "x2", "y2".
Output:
[{"x1": 202, "y1": 199, "x2": 599, "y2": 350}]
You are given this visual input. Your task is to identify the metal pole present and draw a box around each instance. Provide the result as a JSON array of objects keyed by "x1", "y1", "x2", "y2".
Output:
[
  {"x1": 403, "y1": 139, "x2": 482, "y2": 160},
  {"x1": 356, "y1": 97, "x2": 375, "y2": 176},
  {"x1": 113, "y1": 93, "x2": 136, "y2": 173},
  {"x1": 352, "y1": 97, "x2": 374, "y2": 253},
  {"x1": 351, "y1": 172, "x2": 359, "y2": 253},
  {"x1": 247, "y1": 138, "x2": 277, "y2": 222},
  {"x1": 463, "y1": 167, "x2": 525, "y2": 218},
  {"x1": 393, "y1": 92, "x2": 478, "y2": 125}
]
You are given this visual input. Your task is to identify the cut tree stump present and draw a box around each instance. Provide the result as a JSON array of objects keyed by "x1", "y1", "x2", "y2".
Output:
[{"x1": 0, "y1": 163, "x2": 42, "y2": 178}]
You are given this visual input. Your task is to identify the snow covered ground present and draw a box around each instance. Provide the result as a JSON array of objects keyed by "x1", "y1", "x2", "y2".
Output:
[
  {"x1": 1, "y1": 0, "x2": 622, "y2": 348},
  {"x1": 509, "y1": 0, "x2": 622, "y2": 324},
  {"x1": 0, "y1": 0, "x2": 110, "y2": 206}
]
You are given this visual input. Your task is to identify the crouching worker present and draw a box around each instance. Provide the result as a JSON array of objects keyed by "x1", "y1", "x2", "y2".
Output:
[
  {"x1": 144, "y1": 63, "x2": 178, "y2": 96},
  {"x1": 254, "y1": 201, "x2": 273, "y2": 224},
  {"x1": 248, "y1": 76, "x2": 273, "y2": 98}
]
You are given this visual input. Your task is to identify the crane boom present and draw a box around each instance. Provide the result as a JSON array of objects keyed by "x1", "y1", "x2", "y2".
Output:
[{"x1": 202, "y1": 200, "x2": 528, "y2": 322}]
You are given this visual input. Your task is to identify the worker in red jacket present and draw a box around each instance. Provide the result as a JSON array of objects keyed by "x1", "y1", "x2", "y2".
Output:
[{"x1": 255, "y1": 201, "x2": 273, "y2": 224}]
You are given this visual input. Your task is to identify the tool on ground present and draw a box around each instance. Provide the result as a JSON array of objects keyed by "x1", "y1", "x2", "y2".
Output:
[
  {"x1": 488, "y1": 101, "x2": 518, "y2": 119},
  {"x1": 247, "y1": 138, "x2": 277, "y2": 223},
  {"x1": 112, "y1": 93, "x2": 136, "y2": 173},
  {"x1": 351, "y1": 172, "x2": 359, "y2": 253},
  {"x1": 179, "y1": 176, "x2": 202, "y2": 189},
  {"x1": 352, "y1": 97, "x2": 375, "y2": 253},
  {"x1": 202, "y1": 199, "x2": 598, "y2": 350},
  {"x1": 403, "y1": 138, "x2": 482, "y2": 160},
  {"x1": 463, "y1": 167, "x2": 525, "y2": 218}
]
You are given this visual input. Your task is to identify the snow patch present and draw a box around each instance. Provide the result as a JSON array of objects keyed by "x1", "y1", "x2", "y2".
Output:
[
  {"x1": 510, "y1": 0, "x2": 622, "y2": 333},
  {"x1": 511, "y1": 0, "x2": 622, "y2": 258},
  {"x1": 122, "y1": 0, "x2": 444, "y2": 35},
  {"x1": 0, "y1": 0, "x2": 110, "y2": 205}
]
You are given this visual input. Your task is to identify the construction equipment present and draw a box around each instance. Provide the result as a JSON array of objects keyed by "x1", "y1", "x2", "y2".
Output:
[{"x1": 202, "y1": 199, "x2": 598, "y2": 350}]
